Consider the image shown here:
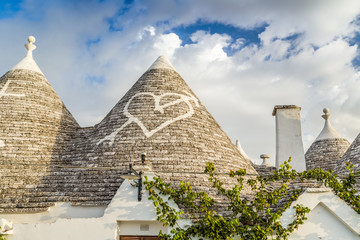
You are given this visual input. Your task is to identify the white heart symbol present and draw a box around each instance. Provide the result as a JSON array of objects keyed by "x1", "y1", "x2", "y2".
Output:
[{"x1": 97, "y1": 91, "x2": 199, "y2": 145}]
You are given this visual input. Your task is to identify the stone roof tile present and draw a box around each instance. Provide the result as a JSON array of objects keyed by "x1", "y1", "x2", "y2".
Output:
[
  {"x1": 305, "y1": 108, "x2": 350, "y2": 171},
  {"x1": 0, "y1": 42, "x2": 257, "y2": 212}
]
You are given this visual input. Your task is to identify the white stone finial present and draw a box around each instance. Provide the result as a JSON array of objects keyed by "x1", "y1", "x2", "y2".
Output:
[
  {"x1": 322, "y1": 108, "x2": 330, "y2": 120},
  {"x1": 147, "y1": 56, "x2": 176, "y2": 71},
  {"x1": 260, "y1": 154, "x2": 271, "y2": 166},
  {"x1": 28, "y1": 36, "x2": 36, "y2": 43},
  {"x1": 235, "y1": 139, "x2": 250, "y2": 160},
  {"x1": 315, "y1": 107, "x2": 343, "y2": 141},
  {"x1": 11, "y1": 35, "x2": 43, "y2": 74},
  {"x1": 25, "y1": 35, "x2": 36, "y2": 57}
]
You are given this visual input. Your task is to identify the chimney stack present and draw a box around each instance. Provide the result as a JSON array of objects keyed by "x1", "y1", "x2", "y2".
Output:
[
  {"x1": 272, "y1": 105, "x2": 306, "y2": 171},
  {"x1": 260, "y1": 154, "x2": 271, "y2": 166}
]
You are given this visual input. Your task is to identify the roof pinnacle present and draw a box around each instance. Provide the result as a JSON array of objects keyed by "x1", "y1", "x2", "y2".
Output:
[
  {"x1": 147, "y1": 56, "x2": 176, "y2": 71},
  {"x1": 11, "y1": 35, "x2": 43, "y2": 75},
  {"x1": 322, "y1": 108, "x2": 330, "y2": 120},
  {"x1": 315, "y1": 107, "x2": 343, "y2": 141},
  {"x1": 235, "y1": 139, "x2": 250, "y2": 160},
  {"x1": 25, "y1": 36, "x2": 36, "y2": 57}
]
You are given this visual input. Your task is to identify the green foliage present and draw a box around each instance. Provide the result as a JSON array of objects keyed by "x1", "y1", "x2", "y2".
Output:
[
  {"x1": 145, "y1": 159, "x2": 360, "y2": 240},
  {"x1": 0, "y1": 227, "x2": 6, "y2": 240},
  {"x1": 300, "y1": 161, "x2": 360, "y2": 214}
]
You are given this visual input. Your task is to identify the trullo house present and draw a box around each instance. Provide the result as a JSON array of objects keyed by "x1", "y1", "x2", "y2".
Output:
[{"x1": 0, "y1": 37, "x2": 359, "y2": 240}]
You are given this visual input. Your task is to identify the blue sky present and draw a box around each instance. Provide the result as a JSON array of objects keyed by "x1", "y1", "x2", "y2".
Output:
[
  {"x1": 0, "y1": 0, "x2": 22, "y2": 19},
  {"x1": 0, "y1": 0, "x2": 360, "y2": 164},
  {"x1": 168, "y1": 20, "x2": 268, "y2": 56}
]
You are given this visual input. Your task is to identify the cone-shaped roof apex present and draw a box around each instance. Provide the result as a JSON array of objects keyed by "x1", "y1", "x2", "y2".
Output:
[
  {"x1": 235, "y1": 139, "x2": 250, "y2": 160},
  {"x1": 335, "y1": 132, "x2": 360, "y2": 175},
  {"x1": 305, "y1": 108, "x2": 350, "y2": 171},
  {"x1": 91, "y1": 57, "x2": 255, "y2": 176},
  {"x1": 315, "y1": 108, "x2": 344, "y2": 141},
  {"x1": 0, "y1": 36, "x2": 79, "y2": 213},
  {"x1": 11, "y1": 36, "x2": 43, "y2": 75},
  {"x1": 147, "y1": 55, "x2": 176, "y2": 71},
  {"x1": 57, "y1": 56, "x2": 257, "y2": 206}
]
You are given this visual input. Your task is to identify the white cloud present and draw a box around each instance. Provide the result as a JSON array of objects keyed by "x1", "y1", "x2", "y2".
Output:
[
  {"x1": 153, "y1": 33, "x2": 182, "y2": 57},
  {"x1": 138, "y1": 25, "x2": 156, "y2": 40},
  {"x1": 231, "y1": 38, "x2": 246, "y2": 50}
]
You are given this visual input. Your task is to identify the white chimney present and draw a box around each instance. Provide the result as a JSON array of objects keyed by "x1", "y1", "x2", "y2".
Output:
[
  {"x1": 260, "y1": 154, "x2": 271, "y2": 166},
  {"x1": 272, "y1": 105, "x2": 306, "y2": 171}
]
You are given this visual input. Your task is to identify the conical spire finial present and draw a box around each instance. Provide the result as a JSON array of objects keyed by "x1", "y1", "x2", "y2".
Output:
[
  {"x1": 315, "y1": 108, "x2": 343, "y2": 141},
  {"x1": 235, "y1": 139, "x2": 250, "y2": 160},
  {"x1": 147, "y1": 56, "x2": 176, "y2": 71},
  {"x1": 11, "y1": 35, "x2": 43, "y2": 75},
  {"x1": 322, "y1": 108, "x2": 330, "y2": 120},
  {"x1": 25, "y1": 36, "x2": 36, "y2": 57}
]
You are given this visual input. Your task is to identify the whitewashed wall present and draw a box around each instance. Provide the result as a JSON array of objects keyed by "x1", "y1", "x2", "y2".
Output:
[
  {"x1": 281, "y1": 188, "x2": 360, "y2": 240},
  {"x1": 2, "y1": 182, "x2": 359, "y2": 240},
  {"x1": 0, "y1": 179, "x2": 182, "y2": 240}
]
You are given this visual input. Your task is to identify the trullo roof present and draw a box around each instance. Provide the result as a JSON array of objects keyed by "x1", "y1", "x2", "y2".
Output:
[
  {"x1": 0, "y1": 46, "x2": 257, "y2": 213},
  {"x1": 0, "y1": 37, "x2": 79, "y2": 213},
  {"x1": 59, "y1": 55, "x2": 257, "y2": 205},
  {"x1": 335, "y1": 133, "x2": 360, "y2": 175},
  {"x1": 305, "y1": 108, "x2": 350, "y2": 171}
]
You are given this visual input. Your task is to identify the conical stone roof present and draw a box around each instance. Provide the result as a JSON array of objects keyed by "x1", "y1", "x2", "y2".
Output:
[
  {"x1": 305, "y1": 108, "x2": 350, "y2": 171},
  {"x1": 334, "y1": 133, "x2": 360, "y2": 175},
  {"x1": 94, "y1": 56, "x2": 256, "y2": 173},
  {"x1": 0, "y1": 43, "x2": 257, "y2": 212},
  {"x1": 0, "y1": 37, "x2": 79, "y2": 213},
  {"x1": 59, "y1": 56, "x2": 257, "y2": 205}
]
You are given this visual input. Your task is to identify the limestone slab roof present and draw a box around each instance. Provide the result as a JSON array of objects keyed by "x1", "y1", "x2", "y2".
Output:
[
  {"x1": 1, "y1": 37, "x2": 354, "y2": 216},
  {"x1": 58, "y1": 55, "x2": 257, "y2": 206},
  {"x1": 305, "y1": 108, "x2": 350, "y2": 171},
  {"x1": 0, "y1": 40, "x2": 257, "y2": 213},
  {"x1": 334, "y1": 132, "x2": 360, "y2": 194},
  {"x1": 0, "y1": 37, "x2": 80, "y2": 212},
  {"x1": 335, "y1": 132, "x2": 360, "y2": 175},
  {"x1": 0, "y1": 69, "x2": 79, "y2": 213},
  {"x1": 305, "y1": 138, "x2": 350, "y2": 171}
]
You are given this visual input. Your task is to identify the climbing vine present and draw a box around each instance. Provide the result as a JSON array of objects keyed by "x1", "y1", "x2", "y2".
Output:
[
  {"x1": 145, "y1": 159, "x2": 359, "y2": 240},
  {"x1": 300, "y1": 161, "x2": 360, "y2": 213},
  {"x1": 0, "y1": 228, "x2": 6, "y2": 240}
]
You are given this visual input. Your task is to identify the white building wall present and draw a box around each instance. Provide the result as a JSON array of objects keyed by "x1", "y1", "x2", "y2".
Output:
[
  {"x1": 280, "y1": 188, "x2": 360, "y2": 240},
  {"x1": 1, "y1": 168, "x2": 195, "y2": 240},
  {"x1": 0, "y1": 203, "x2": 105, "y2": 224},
  {"x1": 2, "y1": 179, "x2": 176, "y2": 240},
  {"x1": 2, "y1": 181, "x2": 359, "y2": 240},
  {"x1": 290, "y1": 203, "x2": 359, "y2": 240}
]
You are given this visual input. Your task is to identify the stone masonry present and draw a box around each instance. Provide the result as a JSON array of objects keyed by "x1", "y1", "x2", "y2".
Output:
[
  {"x1": 0, "y1": 69, "x2": 79, "y2": 213},
  {"x1": 0, "y1": 56, "x2": 257, "y2": 213},
  {"x1": 305, "y1": 138, "x2": 350, "y2": 171},
  {"x1": 58, "y1": 58, "x2": 257, "y2": 206},
  {"x1": 335, "y1": 133, "x2": 360, "y2": 175}
]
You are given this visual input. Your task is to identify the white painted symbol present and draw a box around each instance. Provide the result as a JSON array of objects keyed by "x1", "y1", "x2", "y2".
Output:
[
  {"x1": 97, "y1": 91, "x2": 199, "y2": 145},
  {"x1": 0, "y1": 80, "x2": 25, "y2": 99},
  {"x1": 0, "y1": 80, "x2": 26, "y2": 148}
]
